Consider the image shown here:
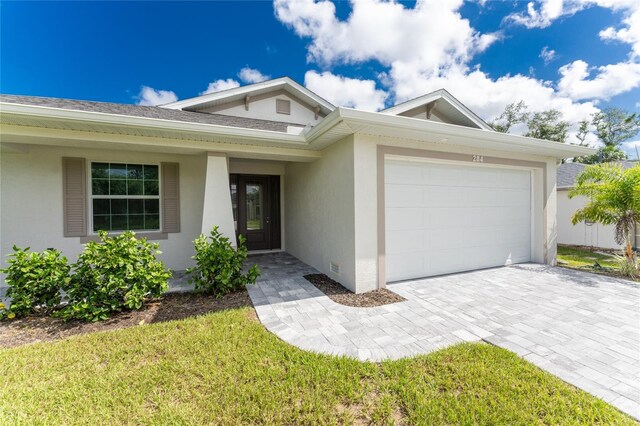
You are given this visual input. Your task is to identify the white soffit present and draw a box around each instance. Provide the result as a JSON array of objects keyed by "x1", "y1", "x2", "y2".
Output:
[{"x1": 381, "y1": 89, "x2": 494, "y2": 131}]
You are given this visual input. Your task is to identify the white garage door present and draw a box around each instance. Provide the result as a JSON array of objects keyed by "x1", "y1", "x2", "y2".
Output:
[{"x1": 385, "y1": 159, "x2": 532, "y2": 282}]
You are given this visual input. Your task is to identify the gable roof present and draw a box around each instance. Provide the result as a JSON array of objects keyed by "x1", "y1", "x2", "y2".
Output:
[
  {"x1": 0, "y1": 94, "x2": 296, "y2": 132},
  {"x1": 161, "y1": 77, "x2": 335, "y2": 115},
  {"x1": 380, "y1": 89, "x2": 493, "y2": 131},
  {"x1": 557, "y1": 161, "x2": 638, "y2": 188}
]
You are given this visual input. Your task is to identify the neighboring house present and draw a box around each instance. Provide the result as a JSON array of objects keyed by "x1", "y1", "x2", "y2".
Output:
[
  {"x1": 557, "y1": 161, "x2": 640, "y2": 250},
  {"x1": 0, "y1": 77, "x2": 593, "y2": 293}
]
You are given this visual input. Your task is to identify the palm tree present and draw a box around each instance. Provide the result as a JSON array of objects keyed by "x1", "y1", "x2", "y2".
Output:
[{"x1": 569, "y1": 163, "x2": 640, "y2": 260}]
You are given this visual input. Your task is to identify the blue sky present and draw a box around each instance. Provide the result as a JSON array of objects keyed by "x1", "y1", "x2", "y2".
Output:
[{"x1": 1, "y1": 1, "x2": 639, "y2": 149}]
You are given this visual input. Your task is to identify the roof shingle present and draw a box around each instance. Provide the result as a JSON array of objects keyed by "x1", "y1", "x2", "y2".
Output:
[{"x1": 0, "y1": 94, "x2": 297, "y2": 132}]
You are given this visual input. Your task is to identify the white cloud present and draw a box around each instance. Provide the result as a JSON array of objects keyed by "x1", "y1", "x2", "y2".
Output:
[
  {"x1": 238, "y1": 67, "x2": 271, "y2": 83},
  {"x1": 508, "y1": 1, "x2": 640, "y2": 56},
  {"x1": 136, "y1": 86, "x2": 178, "y2": 106},
  {"x1": 274, "y1": 0, "x2": 609, "y2": 144},
  {"x1": 387, "y1": 67, "x2": 599, "y2": 137},
  {"x1": 507, "y1": 0, "x2": 585, "y2": 28},
  {"x1": 304, "y1": 70, "x2": 388, "y2": 111},
  {"x1": 600, "y1": 5, "x2": 640, "y2": 57},
  {"x1": 558, "y1": 60, "x2": 640, "y2": 100},
  {"x1": 274, "y1": 0, "x2": 498, "y2": 73},
  {"x1": 200, "y1": 78, "x2": 241, "y2": 95},
  {"x1": 539, "y1": 46, "x2": 557, "y2": 64}
]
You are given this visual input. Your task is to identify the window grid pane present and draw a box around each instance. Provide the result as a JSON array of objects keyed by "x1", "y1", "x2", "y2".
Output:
[{"x1": 91, "y1": 162, "x2": 160, "y2": 232}]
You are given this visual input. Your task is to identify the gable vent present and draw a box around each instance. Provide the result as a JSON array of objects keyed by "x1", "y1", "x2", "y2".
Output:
[
  {"x1": 276, "y1": 99, "x2": 291, "y2": 115},
  {"x1": 329, "y1": 261, "x2": 340, "y2": 275}
]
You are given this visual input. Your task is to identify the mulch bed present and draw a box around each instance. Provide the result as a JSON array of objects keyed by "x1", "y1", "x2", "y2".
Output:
[
  {"x1": 304, "y1": 274, "x2": 406, "y2": 307},
  {"x1": 0, "y1": 291, "x2": 252, "y2": 349}
]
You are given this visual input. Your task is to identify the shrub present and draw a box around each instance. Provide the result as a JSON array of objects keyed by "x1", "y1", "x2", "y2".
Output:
[
  {"x1": 58, "y1": 231, "x2": 171, "y2": 321},
  {"x1": 187, "y1": 227, "x2": 260, "y2": 297},
  {"x1": 616, "y1": 253, "x2": 639, "y2": 279},
  {"x1": 0, "y1": 246, "x2": 70, "y2": 319}
]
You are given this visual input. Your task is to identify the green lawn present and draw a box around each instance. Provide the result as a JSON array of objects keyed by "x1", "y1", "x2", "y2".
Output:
[
  {"x1": 0, "y1": 307, "x2": 632, "y2": 425},
  {"x1": 557, "y1": 245, "x2": 621, "y2": 269}
]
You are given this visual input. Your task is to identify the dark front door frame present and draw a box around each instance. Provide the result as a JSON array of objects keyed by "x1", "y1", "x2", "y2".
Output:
[{"x1": 231, "y1": 174, "x2": 281, "y2": 251}]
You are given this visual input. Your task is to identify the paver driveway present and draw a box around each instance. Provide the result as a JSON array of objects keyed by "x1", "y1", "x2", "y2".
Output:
[{"x1": 248, "y1": 253, "x2": 640, "y2": 419}]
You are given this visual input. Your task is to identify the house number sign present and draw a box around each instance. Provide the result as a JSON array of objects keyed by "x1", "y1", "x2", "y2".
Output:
[{"x1": 472, "y1": 155, "x2": 484, "y2": 163}]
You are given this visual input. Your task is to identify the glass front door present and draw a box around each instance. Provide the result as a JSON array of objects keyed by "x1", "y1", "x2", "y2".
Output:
[{"x1": 231, "y1": 174, "x2": 280, "y2": 251}]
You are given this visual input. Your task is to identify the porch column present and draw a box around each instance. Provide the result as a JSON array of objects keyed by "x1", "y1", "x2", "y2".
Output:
[{"x1": 202, "y1": 152, "x2": 237, "y2": 246}]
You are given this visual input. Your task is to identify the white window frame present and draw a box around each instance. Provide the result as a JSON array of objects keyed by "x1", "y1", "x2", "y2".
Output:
[{"x1": 87, "y1": 160, "x2": 162, "y2": 235}]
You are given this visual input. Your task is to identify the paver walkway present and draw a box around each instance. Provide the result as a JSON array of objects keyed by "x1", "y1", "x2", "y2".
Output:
[{"x1": 247, "y1": 252, "x2": 640, "y2": 419}]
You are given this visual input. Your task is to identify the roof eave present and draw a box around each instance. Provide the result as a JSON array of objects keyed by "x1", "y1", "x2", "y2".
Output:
[
  {"x1": 381, "y1": 89, "x2": 493, "y2": 131},
  {"x1": 331, "y1": 108, "x2": 596, "y2": 159},
  {"x1": 0, "y1": 102, "x2": 307, "y2": 145},
  {"x1": 160, "y1": 77, "x2": 335, "y2": 113}
]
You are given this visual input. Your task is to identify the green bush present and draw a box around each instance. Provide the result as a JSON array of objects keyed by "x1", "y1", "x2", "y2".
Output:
[
  {"x1": 0, "y1": 246, "x2": 70, "y2": 319},
  {"x1": 58, "y1": 231, "x2": 171, "y2": 321},
  {"x1": 187, "y1": 227, "x2": 260, "y2": 297},
  {"x1": 617, "y1": 253, "x2": 639, "y2": 279}
]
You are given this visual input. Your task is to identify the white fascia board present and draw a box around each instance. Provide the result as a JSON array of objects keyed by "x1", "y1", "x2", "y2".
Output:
[
  {"x1": 332, "y1": 108, "x2": 596, "y2": 159},
  {"x1": 381, "y1": 89, "x2": 493, "y2": 131},
  {"x1": 0, "y1": 102, "x2": 307, "y2": 146},
  {"x1": 380, "y1": 90, "x2": 443, "y2": 115},
  {"x1": 160, "y1": 77, "x2": 335, "y2": 113}
]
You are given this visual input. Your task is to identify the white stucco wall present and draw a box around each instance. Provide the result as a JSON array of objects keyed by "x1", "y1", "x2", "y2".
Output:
[
  {"x1": 200, "y1": 93, "x2": 322, "y2": 126},
  {"x1": 284, "y1": 136, "x2": 356, "y2": 291},
  {"x1": 557, "y1": 189, "x2": 621, "y2": 249},
  {"x1": 0, "y1": 144, "x2": 209, "y2": 285},
  {"x1": 202, "y1": 154, "x2": 236, "y2": 244}
]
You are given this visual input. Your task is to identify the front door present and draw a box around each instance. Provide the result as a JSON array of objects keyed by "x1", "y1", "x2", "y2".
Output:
[{"x1": 231, "y1": 174, "x2": 281, "y2": 251}]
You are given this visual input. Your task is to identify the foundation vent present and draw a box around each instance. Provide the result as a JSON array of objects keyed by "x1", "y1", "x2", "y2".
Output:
[{"x1": 329, "y1": 262, "x2": 340, "y2": 275}]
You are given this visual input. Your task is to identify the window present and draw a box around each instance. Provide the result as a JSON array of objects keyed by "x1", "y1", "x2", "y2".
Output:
[
  {"x1": 90, "y1": 162, "x2": 160, "y2": 232},
  {"x1": 276, "y1": 99, "x2": 291, "y2": 115}
]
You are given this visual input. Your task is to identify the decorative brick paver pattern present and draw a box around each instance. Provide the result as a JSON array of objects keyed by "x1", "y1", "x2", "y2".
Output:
[{"x1": 247, "y1": 252, "x2": 640, "y2": 419}]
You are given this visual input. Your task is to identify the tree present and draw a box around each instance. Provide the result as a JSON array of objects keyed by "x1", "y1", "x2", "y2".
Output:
[
  {"x1": 573, "y1": 108, "x2": 639, "y2": 164},
  {"x1": 579, "y1": 145, "x2": 628, "y2": 164},
  {"x1": 592, "y1": 107, "x2": 640, "y2": 147},
  {"x1": 570, "y1": 164, "x2": 640, "y2": 261},
  {"x1": 525, "y1": 109, "x2": 569, "y2": 143},
  {"x1": 575, "y1": 119, "x2": 590, "y2": 145},
  {"x1": 491, "y1": 100, "x2": 528, "y2": 133}
]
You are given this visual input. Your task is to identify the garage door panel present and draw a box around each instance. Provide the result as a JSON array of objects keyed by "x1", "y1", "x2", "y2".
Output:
[
  {"x1": 425, "y1": 228, "x2": 466, "y2": 250},
  {"x1": 386, "y1": 161, "x2": 424, "y2": 184},
  {"x1": 424, "y1": 164, "x2": 466, "y2": 186},
  {"x1": 386, "y1": 207, "x2": 424, "y2": 231},
  {"x1": 385, "y1": 160, "x2": 532, "y2": 282},
  {"x1": 387, "y1": 229, "x2": 424, "y2": 254},
  {"x1": 387, "y1": 253, "x2": 424, "y2": 281},
  {"x1": 386, "y1": 184, "x2": 423, "y2": 207}
]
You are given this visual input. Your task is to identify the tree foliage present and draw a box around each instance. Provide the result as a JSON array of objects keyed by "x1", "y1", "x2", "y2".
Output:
[
  {"x1": 525, "y1": 109, "x2": 569, "y2": 143},
  {"x1": 569, "y1": 164, "x2": 640, "y2": 260},
  {"x1": 592, "y1": 107, "x2": 640, "y2": 147},
  {"x1": 490, "y1": 100, "x2": 528, "y2": 133}
]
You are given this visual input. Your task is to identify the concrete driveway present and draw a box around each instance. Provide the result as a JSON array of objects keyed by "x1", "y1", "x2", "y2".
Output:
[{"x1": 248, "y1": 253, "x2": 640, "y2": 419}]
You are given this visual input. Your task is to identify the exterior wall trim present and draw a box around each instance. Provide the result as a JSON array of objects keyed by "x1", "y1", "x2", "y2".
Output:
[{"x1": 376, "y1": 145, "x2": 548, "y2": 289}]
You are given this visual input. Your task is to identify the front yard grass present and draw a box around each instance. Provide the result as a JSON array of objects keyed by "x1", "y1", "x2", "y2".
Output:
[
  {"x1": 557, "y1": 245, "x2": 640, "y2": 282},
  {"x1": 557, "y1": 245, "x2": 620, "y2": 269},
  {"x1": 0, "y1": 307, "x2": 633, "y2": 425}
]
